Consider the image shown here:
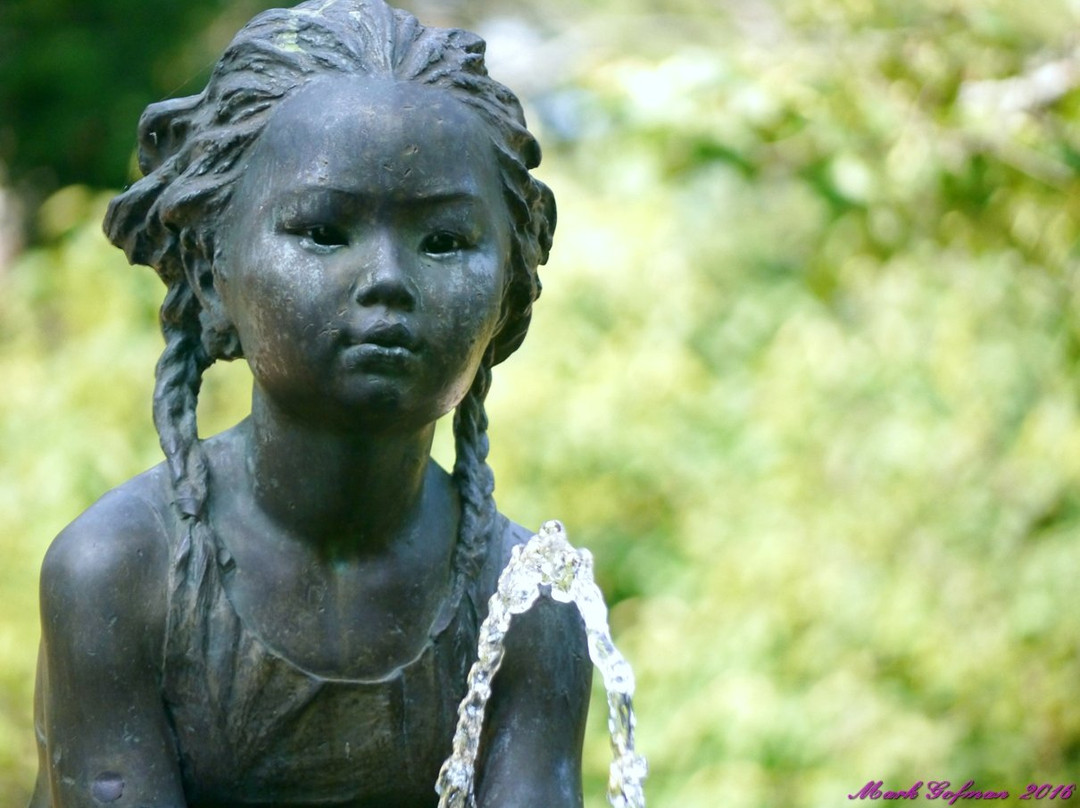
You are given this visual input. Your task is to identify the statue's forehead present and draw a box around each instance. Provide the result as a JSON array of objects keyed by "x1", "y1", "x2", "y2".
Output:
[
  {"x1": 260, "y1": 76, "x2": 477, "y2": 147},
  {"x1": 234, "y1": 74, "x2": 502, "y2": 201}
]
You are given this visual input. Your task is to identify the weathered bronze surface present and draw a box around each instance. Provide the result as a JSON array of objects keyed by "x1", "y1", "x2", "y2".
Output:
[{"x1": 29, "y1": 2, "x2": 589, "y2": 805}]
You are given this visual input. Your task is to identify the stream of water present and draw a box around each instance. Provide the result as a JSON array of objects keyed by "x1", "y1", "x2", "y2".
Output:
[{"x1": 435, "y1": 519, "x2": 647, "y2": 808}]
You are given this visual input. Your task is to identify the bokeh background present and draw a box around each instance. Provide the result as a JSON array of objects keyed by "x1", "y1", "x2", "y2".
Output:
[{"x1": 2, "y1": 0, "x2": 1080, "y2": 805}]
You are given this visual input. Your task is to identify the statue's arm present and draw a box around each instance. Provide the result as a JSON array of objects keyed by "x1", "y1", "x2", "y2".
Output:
[
  {"x1": 476, "y1": 595, "x2": 592, "y2": 808},
  {"x1": 33, "y1": 486, "x2": 187, "y2": 807}
]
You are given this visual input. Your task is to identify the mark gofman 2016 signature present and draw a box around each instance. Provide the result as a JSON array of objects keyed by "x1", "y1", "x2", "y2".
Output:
[{"x1": 848, "y1": 780, "x2": 1076, "y2": 803}]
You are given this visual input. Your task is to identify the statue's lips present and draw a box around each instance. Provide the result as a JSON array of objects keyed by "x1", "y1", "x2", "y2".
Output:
[{"x1": 340, "y1": 321, "x2": 421, "y2": 370}]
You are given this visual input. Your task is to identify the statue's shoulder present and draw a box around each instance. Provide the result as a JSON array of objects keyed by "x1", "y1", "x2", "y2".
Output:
[
  {"x1": 39, "y1": 464, "x2": 172, "y2": 638},
  {"x1": 34, "y1": 465, "x2": 180, "y2": 788},
  {"x1": 487, "y1": 515, "x2": 588, "y2": 638}
]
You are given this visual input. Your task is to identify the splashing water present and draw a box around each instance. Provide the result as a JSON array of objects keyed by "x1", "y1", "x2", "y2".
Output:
[{"x1": 435, "y1": 519, "x2": 647, "y2": 808}]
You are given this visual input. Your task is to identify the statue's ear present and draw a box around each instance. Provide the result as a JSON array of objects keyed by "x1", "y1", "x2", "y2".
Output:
[{"x1": 181, "y1": 230, "x2": 243, "y2": 361}]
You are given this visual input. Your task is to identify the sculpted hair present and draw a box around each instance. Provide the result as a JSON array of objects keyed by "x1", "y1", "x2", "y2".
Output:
[{"x1": 103, "y1": 0, "x2": 555, "y2": 617}]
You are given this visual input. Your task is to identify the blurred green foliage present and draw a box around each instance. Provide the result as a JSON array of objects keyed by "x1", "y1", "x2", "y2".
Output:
[
  {"x1": 0, "y1": 0, "x2": 231, "y2": 194},
  {"x1": 3, "y1": 1, "x2": 1080, "y2": 807}
]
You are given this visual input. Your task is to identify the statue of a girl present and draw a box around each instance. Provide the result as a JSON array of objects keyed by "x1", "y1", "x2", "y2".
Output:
[{"x1": 29, "y1": 2, "x2": 590, "y2": 805}]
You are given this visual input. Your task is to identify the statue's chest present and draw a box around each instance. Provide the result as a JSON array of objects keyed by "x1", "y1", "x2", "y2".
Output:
[
  {"x1": 163, "y1": 553, "x2": 469, "y2": 807},
  {"x1": 222, "y1": 558, "x2": 450, "y2": 679}
]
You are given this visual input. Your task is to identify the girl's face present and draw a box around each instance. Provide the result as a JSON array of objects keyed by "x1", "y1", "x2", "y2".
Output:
[{"x1": 215, "y1": 75, "x2": 511, "y2": 431}]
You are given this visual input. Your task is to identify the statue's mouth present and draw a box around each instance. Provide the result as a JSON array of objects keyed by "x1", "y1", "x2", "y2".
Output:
[
  {"x1": 340, "y1": 320, "x2": 422, "y2": 371},
  {"x1": 350, "y1": 321, "x2": 422, "y2": 351}
]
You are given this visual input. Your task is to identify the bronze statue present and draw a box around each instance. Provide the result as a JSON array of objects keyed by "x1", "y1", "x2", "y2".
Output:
[{"x1": 29, "y1": 1, "x2": 590, "y2": 805}]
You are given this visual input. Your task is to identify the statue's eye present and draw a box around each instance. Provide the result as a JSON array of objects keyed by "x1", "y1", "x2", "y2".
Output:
[
  {"x1": 421, "y1": 231, "x2": 464, "y2": 255},
  {"x1": 304, "y1": 225, "x2": 348, "y2": 248}
]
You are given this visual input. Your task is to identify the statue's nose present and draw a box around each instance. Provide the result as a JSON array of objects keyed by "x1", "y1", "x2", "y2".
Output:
[{"x1": 351, "y1": 231, "x2": 418, "y2": 312}]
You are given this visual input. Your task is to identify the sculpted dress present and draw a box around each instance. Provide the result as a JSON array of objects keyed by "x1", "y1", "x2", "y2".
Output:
[{"x1": 33, "y1": 460, "x2": 526, "y2": 808}]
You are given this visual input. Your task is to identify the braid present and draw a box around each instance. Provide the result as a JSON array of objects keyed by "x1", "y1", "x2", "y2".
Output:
[
  {"x1": 154, "y1": 280, "x2": 212, "y2": 521},
  {"x1": 451, "y1": 361, "x2": 496, "y2": 588},
  {"x1": 152, "y1": 268, "x2": 226, "y2": 663}
]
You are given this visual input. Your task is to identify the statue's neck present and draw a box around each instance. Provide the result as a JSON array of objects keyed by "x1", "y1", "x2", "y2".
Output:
[{"x1": 240, "y1": 387, "x2": 437, "y2": 557}]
